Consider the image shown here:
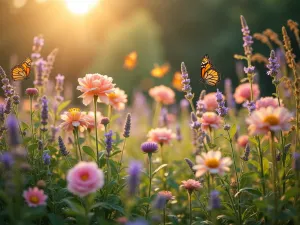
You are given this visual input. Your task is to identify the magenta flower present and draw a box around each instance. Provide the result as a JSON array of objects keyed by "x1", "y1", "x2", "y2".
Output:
[
  {"x1": 67, "y1": 161, "x2": 104, "y2": 197},
  {"x1": 23, "y1": 187, "x2": 48, "y2": 207}
]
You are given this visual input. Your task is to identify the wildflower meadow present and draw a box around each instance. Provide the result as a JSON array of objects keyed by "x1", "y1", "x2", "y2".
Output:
[{"x1": 1, "y1": 14, "x2": 300, "y2": 225}]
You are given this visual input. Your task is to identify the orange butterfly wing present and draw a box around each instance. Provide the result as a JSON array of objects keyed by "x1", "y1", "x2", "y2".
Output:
[
  {"x1": 172, "y1": 72, "x2": 183, "y2": 91},
  {"x1": 124, "y1": 51, "x2": 137, "y2": 70},
  {"x1": 11, "y1": 58, "x2": 32, "y2": 81},
  {"x1": 151, "y1": 63, "x2": 170, "y2": 78},
  {"x1": 200, "y1": 54, "x2": 220, "y2": 86}
]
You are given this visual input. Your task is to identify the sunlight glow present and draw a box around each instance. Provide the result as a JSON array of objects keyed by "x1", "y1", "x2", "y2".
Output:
[{"x1": 65, "y1": 0, "x2": 99, "y2": 15}]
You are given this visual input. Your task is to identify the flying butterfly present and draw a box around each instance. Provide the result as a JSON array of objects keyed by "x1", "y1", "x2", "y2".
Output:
[
  {"x1": 124, "y1": 51, "x2": 137, "y2": 70},
  {"x1": 11, "y1": 58, "x2": 32, "y2": 81},
  {"x1": 151, "y1": 63, "x2": 170, "y2": 78},
  {"x1": 200, "y1": 54, "x2": 220, "y2": 86}
]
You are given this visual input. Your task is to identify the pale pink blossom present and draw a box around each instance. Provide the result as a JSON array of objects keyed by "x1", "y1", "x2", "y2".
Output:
[
  {"x1": 193, "y1": 151, "x2": 232, "y2": 177},
  {"x1": 60, "y1": 108, "x2": 89, "y2": 132},
  {"x1": 67, "y1": 161, "x2": 104, "y2": 197},
  {"x1": 83, "y1": 111, "x2": 104, "y2": 131},
  {"x1": 181, "y1": 179, "x2": 202, "y2": 192},
  {"x1": 237, "y1": 135, "x2": 249, "y2": 148},
  {"x1": 158, "y1": 191, "x2": 175, "y2": 201},
  {"x1": 203, "y1": 92, "x2": 225, "y2": 111},
  {"x1": 77, "y1": 74, "x2": 115, "y2": 106},
  {"x1": 256, "y1": 97, "x2": 283, "y2": 109},
  {"x1": 108, "y1": 87, "x2": 128, "y2": 111},
  {"x1": 234, "y1": 83, "x2": 260, "y2": 103},
  {"x1": 200, "y1": 112, "x2": 223, "y2": 130},
  {"x1": 147, "y1": 128, "x2": 176, "y2": 145},
  {"x1": 246, "y1": 106, "x2": 292, "y2": 135},
  {"x1": 149, "y1": 85, "x2": 175, "y2": 105},
  {"x1": 23, "y1": 187, "x2": 48, "y2": 207}
]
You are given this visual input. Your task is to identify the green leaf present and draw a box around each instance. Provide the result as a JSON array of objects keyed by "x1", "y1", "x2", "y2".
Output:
[
  {"x1": 82, "y1": 146, "x2": 96, "y2": 160},
  {"x1": 28, "y1": 143, "x2": 38, "y2": 152},
  {"x1": 240, "y1": 172, "x2": 258, "y2": 188},
  {"x1": 56, "y1": 100, "x2": 71, "y2": 117},
  {"x1": 62, "y1": 198, "x2": 85, "y2": 216},
  {"x1": 48, "y1": 213, "x2": 65, "y2": 225},
  {"x1": 152, "y1": 164, "x2": 168, "y2": 177},
  {"x1": 229, "y1": 124, "x2": 237, "y2": 138},
  {"x1": 248, "y1": 137, "x2": 258, "y2": 146},
  {"x1": 284, "y1": 187, "x2": 298, "y2": 200},
  {"x1": 109, "y1": 150, "x2": 121, "y2": 157},
  {"x1": 263, "y1": 158, "x2": 269, "y2": 175},
  {"x1": 21, "y1": 121, "x2": 30, "y2": 131},
  {"x1": 235, "y1": 187, "x2": 262, "y2": 197}
]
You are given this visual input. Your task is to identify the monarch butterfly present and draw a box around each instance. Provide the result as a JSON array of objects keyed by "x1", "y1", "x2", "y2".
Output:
[
  {"x1": 151, "y1": 63, "x2": 170, "y2": 78},
  {"x1": 11, "y1": 58, "x2": 32, "y2": 81},
  {"x1": 124, "y1": 51, "x2": 137, "y2": 70},
  {"x1": 200, "y1": 54, "x2": 220, "y2": 86}
]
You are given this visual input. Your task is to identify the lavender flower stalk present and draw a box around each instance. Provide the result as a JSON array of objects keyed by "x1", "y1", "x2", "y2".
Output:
[
  {"x1": 40, "y1": 96, "x2": 49, "y2": 133},
  {"x1": 240, "y1": 15, "x2": 253, "y2": 57},
  {"x1": 181, "y1": 62, "x2": 195, "y2": 112},
  {"x1": 209, "y1": 190, "x2": 221, "y2": 210},
  {"x1": 224, "y1": 79, "x2": 236, "y2": 111},
  {"x1": 215, "y1": 89, "x2": 228, "y2": 117},
  {"x1": 42, "y1": 152, "x2": 51, "y2": 165},
  {"x1": 196, "y1": 90, "x2": 206, "y2": 118},
  {"x1": 55, "y1": 74, "x2": 65, "y2": 102},
  {"x1": 6, "y1": 115, "x2": 21, "y2": 146},
  {"x1": 119, "y1": 114, "x2": 131, "y2": 170},
  {"x1": 241, "y1": 144, "x2": 250, "y2": 161},
  {"x1": 128, "y1": 161, "x2": 142, "y2": 196},
  {"x1": 105, "y1": 130, "x2": 113, "y2": 157},
  {"x1": 58, "y1": 136, "x2": 69, "y2": 156},
  {"x1": 176, "y1": 125, "x2": 182, "y2": 142}
]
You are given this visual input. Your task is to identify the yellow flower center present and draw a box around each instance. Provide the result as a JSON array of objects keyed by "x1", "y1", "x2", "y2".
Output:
[
  {"x1": 205, "y1": 158, "x2": 220, "y2": 168},
  {"x1": 263, "y1": 114, "x2": 279, "y2": 126},
  {"x1": 29, "y1": 195, "x2": 39, "y2": 204},
  {"x1": 68, "y1": 108, "x2": 80, "y2": 115},
  {"x1": 108, "y1": 93, "x2": 117, "y2": 99},
  {"x1": 80, "y1": 173, "x2": 89, "y2": 181}
]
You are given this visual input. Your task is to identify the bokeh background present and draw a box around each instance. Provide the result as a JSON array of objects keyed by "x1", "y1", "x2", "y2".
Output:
[{"x1": 0, "y1": 0, "x2": 300, "y2": 103}]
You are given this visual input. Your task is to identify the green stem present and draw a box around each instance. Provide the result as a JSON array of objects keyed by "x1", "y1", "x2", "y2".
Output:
[
  {"x1": 94, "y1": 96, "x2": 99, "y2": 165},
  {"x1": 153, "y1": 102, "x2": 162, "y2": 128},
  {"x1": 187, "y1": 99, "x2": 196, "y2": 114},
  {"x1": 30, "y1": 97, "x2": 34, "y2": 139},
  {"x1": 107, "y1": 105, "x2": 112, "y2": 130},
  {"x1": 247, "y1": 55, "x2": 254, "y2": 102},
  {"x1": 163, "y1": 207, "x2": 166, "y2": 225},
  {"x1": 188, "y1": 191, "x2": 192, "y2": 225},
  {"x1": 118, "y1": 138, "x2": 127, "y2": 170},
  {"x1": 256, "y1": 136, "x2": 266, "y2": 196},
  {"x1": 106, "y1": 155, "x2": 110, "y2": 182},
  {"x1": 270, "y1": 132, "x2": 278, "y2": 224},
  {"x1": 74, "y1": 128, "x2": 82, "y2": 161},
  {"x1": 145, "y1": 153, "x2": 152, "y2": 219},
  {"x1": 227, "y1": 130, "x2": 242, "y2": 225}
]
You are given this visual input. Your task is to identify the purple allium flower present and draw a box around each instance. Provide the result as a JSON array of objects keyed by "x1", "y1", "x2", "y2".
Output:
[
  {"x1": 127, "y1": 160, "x2": 142, "y2": 196},
  {"x1": 42, "y1": 152, "x2": 51, "y2": 165},
  {"x1": 105, "y1": 130, "x2": 113, "y2": 156},
  {"x1": 4, "y1": 98, "x2": 11, "y2": 114},
  {"x1": 58, "y1": 136, "x2": 69, "y2": 156},
  {"x1": 12, "y1": 95, "x2": 20, "y2": 105},
  {"x1": 240, "y1": 15, "x2": 253, "y2": 56},
  {"x1": 38, "y1": 140, "x2": 43, "y2": 151},
  {"x1": 293, "y1": 153, "x2": 300, "y2": 171},
  {"x1": 40, "y1": 96, "x2": 48, "y2": 130},
  {"x1": 267, "y1": 50, "x2": 280, "y2": 77},
  {"x1": 6, "y1": 115, "x2": 21, "y2": 146},
  {"x1": 176, "y1": 125, "x2": 182, "y2": 142},
  {"x1": 126, "y1": 220, "x2": 148, "y2": 225},
  {"x1": 181, "y1": 62, "x2": 193, "y2": 100},
  {"x1": 141, "y1": 141, "x2": 158, "y2": 154},
  {"x1": 0, "y1": 152, "x2": 14, "y2": 169},
  {"x1": 215, "y1": 89, "x2": 228, "y2": 117},
  {"x1": 209, "y1": 190, "x2": 221, "y2": 210},
  {"x1": 241, "y1": 144, "x2": 250, "y2": 161},
  {"x1": 123, "y1": 113, "x2": 131, "y2": 138}
]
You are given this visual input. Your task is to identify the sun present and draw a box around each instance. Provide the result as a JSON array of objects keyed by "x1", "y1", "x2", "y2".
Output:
[{"x1": 65, "y1": 0, "x2": 99, "y2": 15}]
